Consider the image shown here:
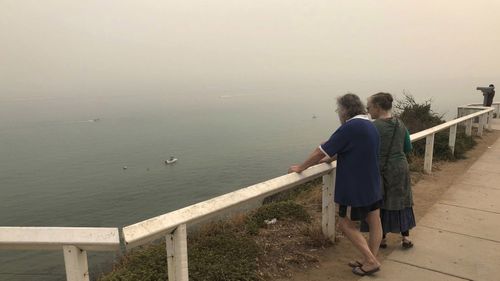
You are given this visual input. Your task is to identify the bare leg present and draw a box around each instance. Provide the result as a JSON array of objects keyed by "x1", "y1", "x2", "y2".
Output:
[
  {"x1": 365, "y1": 209, "x2": 383, "y2": 257},
  {"x1": 339, "y1": 216, "x2": 380, "y2": 270}
]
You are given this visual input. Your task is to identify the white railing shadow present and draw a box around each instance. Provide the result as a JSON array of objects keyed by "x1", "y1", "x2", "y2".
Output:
[{"x1": 0, "y1": 106, "x2": 495, "y2": 281}]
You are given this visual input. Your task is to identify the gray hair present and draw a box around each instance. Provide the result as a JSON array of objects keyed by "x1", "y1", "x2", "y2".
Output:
[{"x1": 337, "y1": 93, "x2": 367, "y2": 119}]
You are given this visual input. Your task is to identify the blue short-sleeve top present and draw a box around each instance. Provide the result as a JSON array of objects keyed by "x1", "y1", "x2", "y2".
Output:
[{"x1": 320, "y1": 115, "x2": 382, "y2": 207}]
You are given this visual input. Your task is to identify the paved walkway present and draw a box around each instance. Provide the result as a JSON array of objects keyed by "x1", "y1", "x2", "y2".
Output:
[{"x1": 362, "y1": 119, "x2": 500, "y2": 281}]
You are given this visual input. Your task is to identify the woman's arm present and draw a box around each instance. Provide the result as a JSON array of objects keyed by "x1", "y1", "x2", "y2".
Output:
[
  {"x1": 288, "y1": 147, "x2": 326, "y2": 173},
  {"x1": 319, "y1": 155, "x2": 337, "y2": 163}
]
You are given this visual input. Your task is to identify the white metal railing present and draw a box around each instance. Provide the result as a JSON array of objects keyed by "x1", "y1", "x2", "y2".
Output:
[
  {"x1": 458, "y1": 103, "x2": 499, "y2": 131},
  {"x1": 0, "y1": 227, "x2": 120, "y2": 281},
  {"x1": 123, "y1": 162, "x2": 337, "y2": 281},
  {"x1": 0, "y1": 105, "x2": 495, "y2": 281},
  {"x1": 463, "y1": 102, "x2": 500, "y2": 119},
  {"x1": 414, "y1": 106, "x2": 494, "y2": 173},
  {"x1": 121, "y1": 106, "x2": 494, "y2": 281}
]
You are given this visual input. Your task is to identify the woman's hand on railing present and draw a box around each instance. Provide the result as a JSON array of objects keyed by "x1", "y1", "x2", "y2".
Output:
[
  {"x1": 289, "y1": 147, "x2": 326, "y2": 174},
  {"x1": 288, "y1": 165, "x2": 304, "y2": 173}
]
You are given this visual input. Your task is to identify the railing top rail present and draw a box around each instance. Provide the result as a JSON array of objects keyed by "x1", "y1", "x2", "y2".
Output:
[
  {"x1": 459, "y1": 105, "x2": 496, "y2": 110},
  {"x1": 466, "y1": 102, "x2": 500, "y2": 106},
  {"x1": 0, "y1": 227, "x2": 120, "y2": 251},
  {"x1": 123, "y1": 162, "x2": 336, "y2": 248},
  {"x1": 411, "y1": 107, "x2": 493, "y2": 142}
]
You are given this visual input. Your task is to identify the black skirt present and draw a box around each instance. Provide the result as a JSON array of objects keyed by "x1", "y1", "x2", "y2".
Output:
[
  {"x1": 360, "y1": 207, "x2": 416, "y2": 233},
  {"x1": 338, "y1": 200, "x2": 383, "y2": 221}
]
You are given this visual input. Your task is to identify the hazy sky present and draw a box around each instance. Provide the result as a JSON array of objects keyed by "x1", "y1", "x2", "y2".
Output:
[{"x1": 1, "y1": 0, "x2": 499, "y2": 98}]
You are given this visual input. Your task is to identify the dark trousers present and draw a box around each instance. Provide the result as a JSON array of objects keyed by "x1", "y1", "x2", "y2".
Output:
[{"x1": 484, "y1": 93, "x2": 495, "y2": 106}]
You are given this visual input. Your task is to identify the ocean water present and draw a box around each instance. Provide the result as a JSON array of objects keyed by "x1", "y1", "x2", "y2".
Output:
[
  {"x1": 0, "y1": 92, "x2": 341, "y2": 280},
  {"x1": 0, "y1": 87, "x2": 483, "y2": 280}
]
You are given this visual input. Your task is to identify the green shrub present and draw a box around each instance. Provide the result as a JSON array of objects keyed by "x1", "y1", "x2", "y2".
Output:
[
  {"x1": 189, "y1": 226, "x2": 260, "y2": 281},
  {"x1": 99, "y1": 242, "x2": 168, "y2": 281},
  {"x1": 394, "y1": 94, "x2": 443, "y2": 134},
  {"x1": 99, "y1": 222, "x2": 260, "y2": 281},
  {"x1": 395, "y1": 94, "x2": 476, "y2": 161}
]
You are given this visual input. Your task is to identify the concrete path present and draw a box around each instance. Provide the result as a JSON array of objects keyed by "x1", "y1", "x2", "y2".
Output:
[{"x1": 362, "y1": 119, "x2": 500, "y2": 281}]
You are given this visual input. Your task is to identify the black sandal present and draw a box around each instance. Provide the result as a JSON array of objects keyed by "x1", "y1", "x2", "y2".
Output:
[
  {"x1": 348, "y1": 260, "x2": 363, "y2": 268},
  {"x1": 352, "y1": 266, "x2": 380, "y2": 276},
  {"x1": 402, "y1": 240, "x2": 414, "y2": 249}
]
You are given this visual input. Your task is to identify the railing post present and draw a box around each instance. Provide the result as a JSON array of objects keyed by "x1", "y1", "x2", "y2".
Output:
[
  {"x1": 322, "y1": 170, "x2": 336, "y2": 242},
  {"x1": 63, "y1": 245, "x2": 90, "y2": 281},
  {"x1": 424, "y1": 133, "x2": 435, "y2": 174},
  {"x1": 488, "y1": 111, "x2": 493, "y2": 130},
  {"x1": 478, "y1": 114, "x2": 486, "y2": 136},
  {"x1": 465, "y1": 119, "x2": 472, "y2": 136},
  {"x1": 449, "y1": 124, "x2": 457, "y2": 155},
  {"x1": 166, "y1": 224, "x2": 189, "y2": 281}
]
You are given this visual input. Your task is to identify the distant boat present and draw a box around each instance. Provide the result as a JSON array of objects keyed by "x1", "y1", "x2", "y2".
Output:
[
  {"x1": 123, "y1": 166, "x2": 128, "y2": 170},
  {"x1": 165, "y1": 157, "x2": 178, "y2": 164},
  {"x1": 312, "y1": 115, "x2": 317, "y2": 119}
]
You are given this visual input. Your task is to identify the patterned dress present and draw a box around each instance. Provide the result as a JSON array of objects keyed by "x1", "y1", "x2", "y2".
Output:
[{"x1": 362, "y1": 117, "x2": 416, "y2": 234}]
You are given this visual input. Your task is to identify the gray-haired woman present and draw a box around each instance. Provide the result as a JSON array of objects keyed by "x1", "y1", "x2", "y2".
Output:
[{"x1": 289, "y1": 93, "x2": 383, "y2": 276}]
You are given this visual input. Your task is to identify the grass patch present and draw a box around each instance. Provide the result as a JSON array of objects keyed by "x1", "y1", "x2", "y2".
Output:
[
  {"x1": 245, "y1": 201, "x2": 311, "y2": 235},
  {"x1": 99, "y1": 222, "x2": 260, "y2": 281},
  {"x1": 189, "y1": 222, "x2": 260, "y2": 281},
  {"x1": 99, "y1": 242, "x2": 168, "y2": 281},
  {"x1": 99, "y1": 200, "x2": 312, "y2": 281}
]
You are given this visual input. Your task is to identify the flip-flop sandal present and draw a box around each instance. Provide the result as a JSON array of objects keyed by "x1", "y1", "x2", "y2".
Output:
[
  {"x1": 402, "y1": 240, "x2": 414, "y2": 249},
  {"x1": 348, "y1": 260, "x2": 363, "y2": 268},
  {"x1": 352, "y1": 266, "x2": 380, "y2": 276}
]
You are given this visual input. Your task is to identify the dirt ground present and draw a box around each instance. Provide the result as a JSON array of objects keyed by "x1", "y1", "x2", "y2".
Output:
[{"x1": 269, "y1": 129, "x2": 500, "y2": 281}]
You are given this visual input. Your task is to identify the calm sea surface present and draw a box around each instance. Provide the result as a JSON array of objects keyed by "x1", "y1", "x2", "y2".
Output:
[{"x1": 0, "y1": 89, "x2": 480, "y2": 280}]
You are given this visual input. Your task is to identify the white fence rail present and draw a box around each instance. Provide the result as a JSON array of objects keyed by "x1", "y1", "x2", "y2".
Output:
[
  {"x1": 0, "y1": 227, "x2": 120, "y2": 281},
  {"x1": 0, "y1": 106, "x2": 495, "y2": 281},
  {"x1": 462, "y1": 102, "x2": 500, "y2": 118}
]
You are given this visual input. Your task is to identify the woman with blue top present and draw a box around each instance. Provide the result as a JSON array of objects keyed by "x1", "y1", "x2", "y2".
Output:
[
  {"x1": 365, "y1": 92, "x2": 416, "y2": 249},
  {"x1": 288, "y1": 93, "x2": 383, "y2": 276}
]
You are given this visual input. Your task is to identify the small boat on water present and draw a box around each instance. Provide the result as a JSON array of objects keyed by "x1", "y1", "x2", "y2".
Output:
[{"x1": 165, "y1": 157, "x2": 178, "y2": 164}]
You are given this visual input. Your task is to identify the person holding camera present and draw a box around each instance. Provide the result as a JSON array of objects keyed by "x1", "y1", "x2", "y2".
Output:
[
  {"x1": 288, "y1": 93, "x2": 383, "y2": 276},
  {"x1": 364, "y1": 92, "x2": 416, "y2": 249},
  {"x1": 477, "y1": 84, "x2": 495, "y2": 107}
]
